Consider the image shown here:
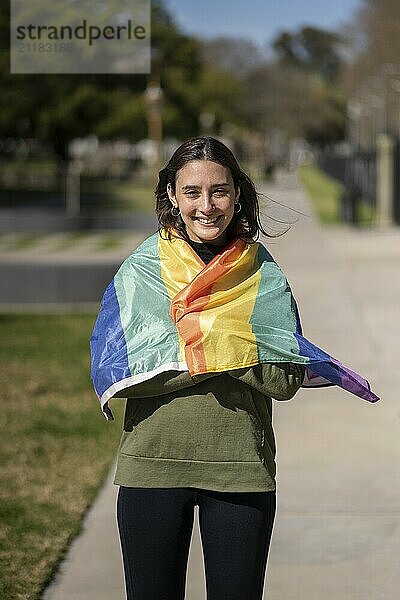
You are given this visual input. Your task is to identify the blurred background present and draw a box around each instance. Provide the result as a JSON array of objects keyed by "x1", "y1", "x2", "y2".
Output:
[
  {"x1": 2, "y1": 0, "x2": 400, "y2": 266},
  {"x1": 1, "y1": 1, "x2": 399, "y2": 598}
]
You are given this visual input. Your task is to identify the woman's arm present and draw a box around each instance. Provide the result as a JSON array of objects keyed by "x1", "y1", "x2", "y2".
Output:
[
  {"x1": 228, "y1": 363, "x2": 306, "y2": 401},
  {"x1": 114, "y1": 362, "x2": 304, "y2": 401},
  {"x1": 113, "y1": 370, "x2": 221, "y2": 399}
]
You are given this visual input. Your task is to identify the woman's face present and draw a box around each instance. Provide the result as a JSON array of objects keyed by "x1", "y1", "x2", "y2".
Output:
[{"x1": 167, "y1": 160, "x2": 239, "y2": 245}]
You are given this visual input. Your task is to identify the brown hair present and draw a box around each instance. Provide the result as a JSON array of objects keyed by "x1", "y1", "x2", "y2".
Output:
[{"x1": 155, "y1": 136, "x2": 276, "y2": 242}]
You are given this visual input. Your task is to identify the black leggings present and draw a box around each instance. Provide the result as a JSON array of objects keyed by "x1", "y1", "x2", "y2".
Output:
[{"x1": 117, "y1": 486, "x2": 276, "y2": 600}]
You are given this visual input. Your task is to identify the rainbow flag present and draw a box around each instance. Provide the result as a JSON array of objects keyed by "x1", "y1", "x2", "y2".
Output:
[{"x1": 90, "y1": 231, "x2": 379, "y2": 419}]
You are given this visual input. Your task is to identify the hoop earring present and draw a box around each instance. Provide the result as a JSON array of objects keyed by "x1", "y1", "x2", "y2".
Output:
[
  {"x1": 171, "y1": 206, "x2": 180, "y2": 217},
  {"x1": 234, "y1": 202, "x2": 242, "y2": 213}
]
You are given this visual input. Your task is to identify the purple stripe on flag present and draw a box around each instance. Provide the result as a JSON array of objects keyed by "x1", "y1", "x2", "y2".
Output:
[
  {"x1": 331, "y1": 356, "x2": 379, "y2": 402},
  {"x1": 295, "y1": 333, "x2": 379, "y2": 402}
]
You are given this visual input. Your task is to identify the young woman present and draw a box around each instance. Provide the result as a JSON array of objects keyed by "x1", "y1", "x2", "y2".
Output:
[{"x1": 90, "y1": 136, "x2": 378, "y2": 600}]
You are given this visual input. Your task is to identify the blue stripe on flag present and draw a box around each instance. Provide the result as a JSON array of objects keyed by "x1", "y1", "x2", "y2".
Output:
[
  {"x1": 294, "y1": 333, "x2": 342, "y2": 385},
  {"x1": 90, "y1": 279, "x2": 131, "y2": 399}
]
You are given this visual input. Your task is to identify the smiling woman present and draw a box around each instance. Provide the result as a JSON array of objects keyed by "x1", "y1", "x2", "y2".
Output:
[
  {"x1": 156, "y1": 136, "x2": 271, "y2": 245},
  {"x1": 93, "y1": 136, "x2": 305, "y2": 599},
  {"x1": 166, "y1": 160, "x2": 239, "y2": 245}
]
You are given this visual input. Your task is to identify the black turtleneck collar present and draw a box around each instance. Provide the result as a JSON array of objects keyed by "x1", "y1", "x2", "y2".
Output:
[{"x1": 187, "y1": 238, "x2": 227, "y2": 264}]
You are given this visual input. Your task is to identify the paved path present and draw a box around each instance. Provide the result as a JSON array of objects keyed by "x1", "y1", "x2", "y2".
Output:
[
  {"x1": 0, "y1": 231, "x2": 152, "y2": 264},
  {"x1": 43, "y1": 170, "x2": 400, "y2": 599},
  {"x1": 0, "y1": 231, "x2": 154, "y2": 305}
]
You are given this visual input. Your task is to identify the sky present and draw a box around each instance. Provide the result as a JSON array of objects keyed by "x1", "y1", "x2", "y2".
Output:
[{"x1": 163, "y1": 0, "x2": 361, "y2": 51}]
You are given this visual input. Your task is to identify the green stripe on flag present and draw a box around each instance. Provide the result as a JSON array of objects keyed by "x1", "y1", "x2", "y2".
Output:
[
  {"x1": 250, "y1": 246, "x2": 306, "y2": 362},
  {"x1": 114, "y1": 233, "x2": 181, "y2": 376}
]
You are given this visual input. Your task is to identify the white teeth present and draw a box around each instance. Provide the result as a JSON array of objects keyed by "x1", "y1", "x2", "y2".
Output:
[{"x1": 197, "y1": 217, "x2": 219, "y2": 224}]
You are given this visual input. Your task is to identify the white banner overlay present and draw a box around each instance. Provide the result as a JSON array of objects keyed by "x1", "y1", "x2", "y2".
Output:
[{"x1": 10, "y1": 0, "x2": 150, "y2": 74}]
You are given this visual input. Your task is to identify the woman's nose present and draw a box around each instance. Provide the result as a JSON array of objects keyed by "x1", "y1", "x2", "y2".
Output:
[{"x1": 199, "y1": 193, "x2": 215, "y2": 213}]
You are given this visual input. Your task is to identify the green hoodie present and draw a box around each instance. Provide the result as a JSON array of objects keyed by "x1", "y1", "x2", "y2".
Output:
[{"x1": 114, "y1": 363, "x2": 305, "y2": 492}]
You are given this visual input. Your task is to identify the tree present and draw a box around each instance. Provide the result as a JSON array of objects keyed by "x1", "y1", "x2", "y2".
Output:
[
  {"x1": 0, "y1": 1, "x2": 148, "y2": 167},
  {"x1": 245, "y1": 28, "x2": 346, "y2": 146},
  {"x1": 273, "y1": 26, "x2": 343, "y2": 83},
  {"x1": 200, "y1": 37, "x2": 264, "y2": 79},
  {"x1": 339, "y1": 0, "x2": 400, "y2": 136},
  {"x1": 0, "y1": 1, "x2": 229, "y2": 165}
]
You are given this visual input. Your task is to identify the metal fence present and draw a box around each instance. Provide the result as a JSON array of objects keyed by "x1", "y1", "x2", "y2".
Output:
[
  {"x1": 318, "y1": 149, "x2": 377, "y2": 224},
  {"x1": 318, "y1": 138, "x2": 400, "y2": 225},
  {"x1": 394, "y1": 140, "x2": 400, "y2": 225}
]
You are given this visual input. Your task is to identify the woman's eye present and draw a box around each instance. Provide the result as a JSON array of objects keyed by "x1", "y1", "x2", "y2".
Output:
[{"x1": 183, "y1": 189, "x2": 227, "y2": 198}]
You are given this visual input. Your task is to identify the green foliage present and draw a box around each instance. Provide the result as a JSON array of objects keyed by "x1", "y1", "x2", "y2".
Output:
[
  {"x1": 304, "y1": 77, "x2": 347, "y2": 145},
  {"x1": 196, "y1": 67, "x2": 245, "y2": 127},
  {"x1": 273, "y1": 26, "x2": 343, "y2": 83},
  {"x1": 37, "y1": 84, "x2": 111, "y2": 161},
  {"x1": 200, "y1": 37, "x2": 263, "y2": 79},
  {"x1": 0, "y1": 1, "x2": 349, "y2": 163},
  {"x1": 0, "y1": 1, "x2": 228, "y2": 161},
  {"x1": 94, "y1": 92, "x2": 147, "y2": 140},
  {"x1": 246, "y1": 63, "x2": 347, "y2": 146},
  {"x1": 260, "y1": 24, "x2": 348, "y2": 146}
]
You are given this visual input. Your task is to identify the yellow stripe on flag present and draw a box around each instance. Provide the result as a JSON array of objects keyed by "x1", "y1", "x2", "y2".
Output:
[
  {"x1": 198, "y1": 243, "x2": 260, "y2": 371},
  {"x1": 158, "y1": 234, "x2": 203, "y2": 364}
]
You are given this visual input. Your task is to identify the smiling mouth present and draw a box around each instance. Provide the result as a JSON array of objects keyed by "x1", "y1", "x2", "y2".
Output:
[{"x1": 194, "y1": 216, "x2": 221, "y2": 225}]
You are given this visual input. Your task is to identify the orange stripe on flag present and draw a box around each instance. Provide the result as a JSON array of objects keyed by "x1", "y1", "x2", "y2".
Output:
[{"x1": 170, "y1": 238, "x2": 247, "y2": 373}]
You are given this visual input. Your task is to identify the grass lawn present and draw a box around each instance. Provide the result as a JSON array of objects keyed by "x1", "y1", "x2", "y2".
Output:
[
  {"x1": 0, "y1": 180, "x2": 155, "y2": 213},
  {"x1": 356, "y1": 198, "x2": 376, "y2": 225},
  {"x1": 0, "y1": 158, "x2": 155, "y2": 212},
  {"x1": 0, "y1": 314, "x2": 123, "y2": 599},
  {"x1": 80, "y1": 180, "x2": 155, "y2": 212},
  {"x1": 297, "y1": 164, "x2": 344, "y2": 224}
]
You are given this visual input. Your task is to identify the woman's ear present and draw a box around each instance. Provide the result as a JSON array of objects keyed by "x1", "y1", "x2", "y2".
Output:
[
  {"x1": 166, "y1": 183, "x2": 176, "y2": 204},
  {"x1": 235, "y1": 186, "x2": 241, "y2": 203}
]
